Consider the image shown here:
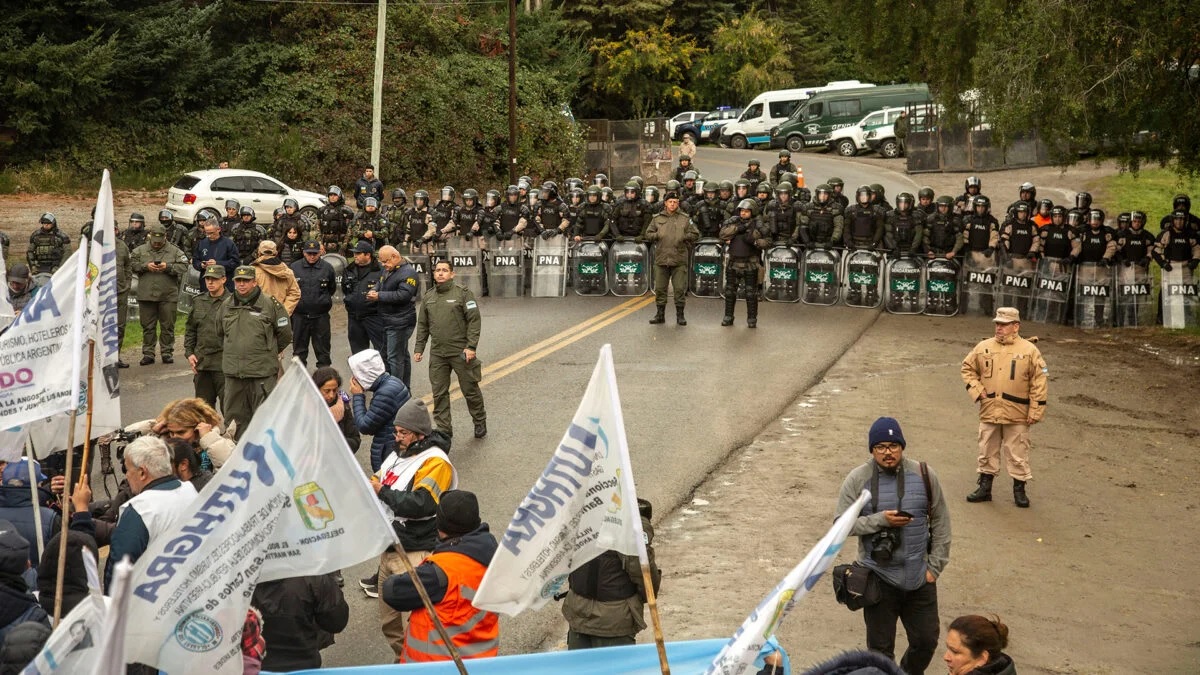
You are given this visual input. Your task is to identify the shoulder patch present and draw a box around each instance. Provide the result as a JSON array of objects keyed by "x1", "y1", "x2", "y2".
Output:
[
  {"x1": 276, "y1": 316, "x2": 289, "y2": 327},
  {"x1": 465, "y1": 300, "x2": 478, "y2": 310}
]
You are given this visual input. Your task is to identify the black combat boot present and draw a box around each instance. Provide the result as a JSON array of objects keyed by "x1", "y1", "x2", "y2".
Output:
[
  {"x1": 675, "y1": 304, "x2": 687, "y2": 326},
  {"x1": 746, "y1": 294, "x2": 758, "y2": 328},
  {"x1": 966, "y1": 473, "x2": 994, "y2": 502},
  {"x1": 1013, "y1": 479, "x2": 1030, "y2": 508},
  {"x1": 649, "y1": 304, "x2": 666, "y2": 324},
  {"x1": 721, "y1": 294, "x2": 735, "y2": 326}
]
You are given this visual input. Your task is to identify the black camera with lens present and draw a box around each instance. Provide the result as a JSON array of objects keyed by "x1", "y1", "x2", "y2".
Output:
[{"x1": 870, "y1": 528, "x2": 901, "y2": 563}]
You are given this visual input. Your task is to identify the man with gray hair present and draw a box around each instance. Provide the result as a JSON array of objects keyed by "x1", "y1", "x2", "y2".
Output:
[{"x1": 106, "y1": 436, "x2": 199, "y2": 590}]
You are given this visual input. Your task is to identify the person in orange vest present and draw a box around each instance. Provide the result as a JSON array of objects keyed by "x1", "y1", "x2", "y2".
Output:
[{"x1": 381, "y1": 490, "x2": 499, "y2": 663}]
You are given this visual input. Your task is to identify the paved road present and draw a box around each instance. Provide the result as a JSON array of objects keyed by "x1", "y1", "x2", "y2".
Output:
[{"x1": 104, "y1": 148, "x2": 907, "y2": 665}]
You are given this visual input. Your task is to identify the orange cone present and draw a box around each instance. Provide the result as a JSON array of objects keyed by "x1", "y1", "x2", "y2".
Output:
[{"x1": 795, "y1": 166, "x2": 805, "y2": 188}]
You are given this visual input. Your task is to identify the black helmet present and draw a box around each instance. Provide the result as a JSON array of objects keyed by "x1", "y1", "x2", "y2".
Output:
[
  {"x1": 1172, "y1": 194, "x2": 1191, "y2": 213},
  {"x1": 273, "y1": 207, "x2": 285, "y2": 220},
  {"x1": 601, "y1": 186, "x2": 614, "y2": 201},
  {"x1": 917, "y1": 187, "x2": 935, "y2": 201},
  {"x1": 737, "y1": 198, "x2": 757, "y2": 213},
  {"x1": 40, "y1": 212, "x2": 57, "y2": 227},
  {"x1": 462, "y1": 188, "x2": 479, "y2": 203},
  {"x1": 568, "y1": 187, "x2": 584, "y2": 204},
  {"x1": 1037, "y1": 198, "x2": 1053, "y2": 212},
  {"x1": 538, "y1": 183, "x2": 557, "y2": 201},
  {"x1": 364, "y1": 197, "x2": 378, "y2": 210},
  {"x1": 224, "y1": 199, "x2": 241, "y2": 212},
  {"x1": 1171, "y1": 209, "x2": 1187, "y2": 223},
  {"x1": 440, "y1": 185, "x2": 456, "y2": 202},
  {"x1": 780, "y1": 171, "x2": 797, "y2": 186},
  {"x1": 1075, "y1": 192, "x2": 1092, "y2": 210},
  {"x1": 748, "y1": 159, "x2": 760, "y2": 167},
  {"x1": 239, "y1": 205, "x2": 255, "y2": 219},
  {"x1": 586, "y1": 185, "x2": 602, "y2": 201},
  {"x1": 644, "y1": 186, "x2": 660, "y2": 202},
  {"x1": 855, "y1": 185, "x2": 872, "y2": 203},
  {"x1": 965, "y1": 176, "x2": 982, "y2": 191},
  {"x1": 973, "y1": 195, "x2": 990, "y2": 211},
  {"x1": 593, "y1": 173, "x2": 609, "y2": 187},
  {"x1": 815, "y1": 184, "x2": 832, "y2": 202},
  {"x1": 797, "y1": 186, "x2": 811, "y2": 203},
  {"x1": 504, "y1": 185, "x2": 520, "y2": 198},
  {"x1": 1117, "y1": 211, "x2": 1131, "y2": 227},
  {"x1": 327, "y1": 186, "x2": 342, "y2": 198},
  {"x1": 129, "y1": 212, "x2": 146, "y2": 224},
  {"x1": 779, "y1": 149, "x2": 791, "y2": 159},
  {"x1": 719, "y1": 180, "x2": 734, "y2": 193},
  {"x1": 936, "y1": 195, "x2": 954, "y2": 208},
  {"x1": 565, "y1": 177, "x2": 585, "y2": 192},
  {"x1": 869, "y1": 183, "x2": 885, "y2": 199},
  {"x1": 827, "y1": 176, "x2": 845, "y2": 189},
  {"x1": 756, "y1": 182, "x2": 771, "y2": 197},
  {"x1": 414, "y1": 189, "x2": 429, "y2": 205},
  {"x1": 485, "y1": 189, "x2": 501, "y2": 208},
  {"x1": 518, "y1": 175, "x2": 532, "y2": 188},
  {"x1": 1014, "y1": 202, "x2": 1030, "y2": 214},
  {"x1": 283, "y1": 198, "x2": 299, "y2": 211},
  {"x1": 896, "y1": 192, "x2": 913, "y2": 209},
  {"x1": 391, "y1": 188, "x2": 407, "y2": 203},
  {"x1": 1131, "y1": 210, "x2": 1146, "y2": 226},
  {"x1": 1051, "y1": 205, "x2": 1067, "y2": 218},
  {"x1": 158, "y1": 209, "x2": 173, "y2": 223},
  {"x1": 1088, "y1": 208, "x2": 1105, "y2": 224},
  {"x1": 1066, "y1": 210, "x2": 1082, "y2": 227}
]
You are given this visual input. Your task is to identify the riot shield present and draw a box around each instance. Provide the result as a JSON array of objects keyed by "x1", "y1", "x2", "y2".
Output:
[
  {"x1": 128, "y1": 275, "x2": 140, "y2": 321},
  {"x1": 531, "y1": 236, "x2": 568, "y2": 297},
  {"x1": 924, "y1": 258, "x2": 959, "y2": 316},
  {"x1": 1028, "y1": 257, "x2": 1071, "y2": 324},
  {"x1": 689, "y1": 238, "x2": 724, "y2": 297},
  {"x1": 884, "y1": 255, "x2": 925, "y2": 314},
  {"x1": 486, "y1": 238, "x2": 524, "y2": 298},
  {"x1": 1073, "y1": 262, "x2": 1114, "y2": 329},
  {"x1": 573, "y1": 240, "x2": 608, "y2": 296},
  {"x1": 994, "y1": 257, "x2": 1036, "y2": 319},
  {"x1": 178, "y1": 267, "x2": 202, "y2": 315},
  {"x1": 405, "y1": 248, "x2": 432, "y2": 299},
  {"x1": 841, "y1": 249, "x2": 883, "y2": 308},
  {"x1": 609, "y1": 241, "x2": 650, "y2": 296},
  {"x1": 322, "y1": 253, "x2": 347, "y2": 303},
  {"x1": 959, "y1": 252, "x2": 997, "y2": 317},
  {"x1": 445, "y1": 237, "x2": 484, "y2": 298},
  {"x1": 1115, "y1": 263, "x2": 1157, "y2": 327},
  {"x1": 763, "y1": 245, "x2": 800, "y2": 302},
  {"x1": 801, "y1": 248, "x2": 840, "y2": 306},
  {"x1": 1161, "y1": 266, "x2": 1200, "y2": 329}
]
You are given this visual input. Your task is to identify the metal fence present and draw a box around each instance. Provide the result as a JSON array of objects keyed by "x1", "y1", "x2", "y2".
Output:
[
  {"x1": 904, "y1": 103, "x2": 1050, "y2": 173},
  {"x1": 580, "y1": 118, "x2": 673, "y2": 186}
]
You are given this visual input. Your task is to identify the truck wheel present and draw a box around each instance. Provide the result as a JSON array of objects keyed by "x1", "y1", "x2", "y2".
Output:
[
  {"x1": 880, "y1": 139, "x2": 901, "y2": 158},
  {"x1": 837, "y1": 139, "x2": 858, "y2": 157},
  {"x1": 299, "y1": 206, "x2": 320, "y2": 232},
  {"x1": 786, "y1": 136, "x2": 805, "y2": 153},
  {"x1": 729, "y1": 135, "x2": 748, "y2": 150}
]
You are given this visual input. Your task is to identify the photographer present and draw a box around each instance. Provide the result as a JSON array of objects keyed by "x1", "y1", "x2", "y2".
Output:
[{"x1": 835, "y1": 417, "x2": 951, "y2": 675}]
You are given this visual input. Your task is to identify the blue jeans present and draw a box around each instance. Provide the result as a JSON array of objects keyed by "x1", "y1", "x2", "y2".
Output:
[{"x1": 384, "y1": 324, "x2": 414, "y2": 388}]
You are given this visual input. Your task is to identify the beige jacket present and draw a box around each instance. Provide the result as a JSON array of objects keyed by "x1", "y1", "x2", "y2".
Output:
[
  {"x1": 253, "y1": 256, "x2": 301, "y2": 314},
  {"x1": 961, "y1": 334, "x2": 1048, "y2": 424}
]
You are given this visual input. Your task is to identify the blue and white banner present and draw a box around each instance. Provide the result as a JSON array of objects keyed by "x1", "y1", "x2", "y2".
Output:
[
  {"x1": 475, "y1": 344, "x2": 648, "y2": 616},
  {"x1": 122, "y1": 360, "x2": 396, "y2": 674},
  {"x1": 80, "y1": 169, "x2": 122, "y2": 440},
  {"x1": 23, "y1": 595, "x2": 110, "y2": 675},
  {"x1": 704, "y1": 489, "x2": 871, "y2": 675}
]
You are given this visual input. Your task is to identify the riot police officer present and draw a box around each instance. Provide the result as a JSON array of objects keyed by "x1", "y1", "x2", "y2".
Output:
[
  {"x1": 534, "y1": 182, "x2": 571, "y2": 239},
  {"x1": 454, "y1": 189, "x2": 484, "y2": 239},
  {"x1": 1007, "y1": 182, "x2": 1037, "y2": 219},
  {"x1": 885, "y1": 193, "x2": 924, "y2": 257},
  {"x1": 1067, "y1": 192, "x2": 1093, "y2": 229},
  {"x1": 431, "y1": 185, "x2": 459, "y2": 240},
  {"x1": 827, "y1": 176, "x2": 849, "y2": 209},
  {"x1": 694, "y1": 182, "x2": 727, "y2": 239},
  {"x1": 1031, "y1": 206, "x2": 1080, "y2": 260},
  {"x1": 403, "y1": 189, "x2": 436, "y2": 247},
  {"x1": 869, "y1": 183, "x2": 892, "y2": 212},
  {"x1": 571, "y1": 186, "x2": 611, "y2": 241},
  {"x1": 221, "y1": 199, "x2": 241, "y2": 235},
  {"x1": 230, "y1": 206, "x2": 266, "y2": 262},
  {"x1": 1118, "y1": 211, "x2": 1156, "y2": 267},
  {"x1": 27, "y1": 213, "x2": 71, "y2": 275},
  {"x1": 963, "y1": 196, "x2": 1000, "y2": 260},
  {"x1": 611, "y1": 183, "x2": 650, "y2": 243},
  {"x1": 478, "y1": 189, "x2": 502, "y2": 240},
  {"x1": 381, "y1": 188, "x2": 408, "y2": 225},
  {"x1": 565, "y1": 187, "x2": 585, "y2": 233},
  {"x1": 769, "y1": 150, "x2": 797, "y2": 185},
  {"x1": 1076, "y1": 209, "x2": 1118, "y2": 266},
  {"x1": 318, "y1": 186, "x2": 356, "y2": 255},
  {"x1": 492, "y1": 186, "x2": 530, "y2": 242},
  {"x1": 1000, "y1": 203, "x2": 1038, "y2": 267},
  {"x1": 754, "y1": 182, "x2": 772, "y2": 212},
  {"x1": 741, "y1": 159, "x2": 766, "y2": 184},
  {"x1": 915, "y1": 187, "x2": 937, "y2": 218},
  {"x1": 644, "y1": 185, "x2": 663, "y2": 215},
  {"x1": 796, "y1": 184, "x2": 844, "y2": 248},
  {"x1": 1152, "y1": 211, "x2": 1200, "y2": 271},
  {"x1": 672, "y1": 154, "x2": 695, "y2": 183},
  {"x1": 1159, "y1": 194, "x2": 1200, "y2": 233},
  {"x1": 956, "y1": 176, "x2": 983, "y2": 215},
  {"x1": 843, "y1": 185, "x2": 885, "y2": 251},
  {"x1": 727, "y1": 179, "x2": 753, "y2": 216},
  {"x1": 159, "y1": 209, "x2": 189, "y2": 252},
  {"x1": 592, "y1": 173, "x2": 609, "y2": 189},
  {"x1": 1033, "y1": 199, "x2": 1054, "y2": 228},
  {"x1": 719, "y1": 199, "x2": 767, "y2": 328},
  {"x1": 681, "y1": 171, "x2": 703, "y2": 213},
  {"x1": 925, "y1": 196, "x2": 963, "y2": 260},
  {"x1": 763, "y1": 183, "x2": 801, "y2": 244},
  {"x1": 123, "y1": 212, "x2": 150, "y2": 250},
  {"x1": 351, "y1": 197, "x2": 388, "y2": 251}
]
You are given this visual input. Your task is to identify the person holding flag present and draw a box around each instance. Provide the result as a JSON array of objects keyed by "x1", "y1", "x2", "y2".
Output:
[{"x1": 381, "y1": 489, "x2": 500, "y2": 663}]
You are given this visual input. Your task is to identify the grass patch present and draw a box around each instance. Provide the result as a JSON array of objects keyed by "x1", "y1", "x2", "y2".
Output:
[
  {"x1": 122, "y1": 311, "x2": 189, "y2": 354},
  {"x1": 0, "y1": 162, "x2": 176, "y2": 195},
  {"x1": 1089, "y1": 167, "x2": 1200, "y2": 220}
]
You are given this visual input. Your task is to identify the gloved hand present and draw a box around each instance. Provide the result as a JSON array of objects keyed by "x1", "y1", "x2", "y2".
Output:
[
  {"x1": 615, "y1": 235, "x2": 626, "y2": 243},
  {"x1": 1161, "y1": 262, "x2": 1173, "y2": 272},
  {"x1": 1100, "y1": 257, "x2": 1112, "y2": 267},
  {"x1": 540, "y1": 229, "x2": 556, "y2": 240},
  {"x1": 1068, "y1": 255, "x2": 1079, "y2": 266},
  {"x1": 983, "y1": 247, "x2": 995, "y2": 257},
  {"x1": 1189, "y1": 259, "x2": 1199, "y2": 271},
  {"x1": 634, "y1": 236, "x2": 645, "y2": 244}
]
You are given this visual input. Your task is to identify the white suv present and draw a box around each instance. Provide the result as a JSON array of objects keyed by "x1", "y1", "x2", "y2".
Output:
[
  {"x1": 826, "y1": 107, "x2": 905, "y2": 157},
  {"x1": 165, "y1": 169, "x2": 328, "y2": 230},
  {"x1": 668, "y1": 111, "x2": 708, "y2": 140}
]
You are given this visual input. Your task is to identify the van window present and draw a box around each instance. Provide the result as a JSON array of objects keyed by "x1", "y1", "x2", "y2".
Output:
[
  {"x1": 828, "y1": 99, "x2": 861, "y2": 118},
  {"x1": 768, "y1": 100, "x2": 799, "y2": 119},
  {"x1": 741, "y1": 103, "x2": 763, "y2": 121},
  {"x1": 805, "y1": 102, "x2": 823, "y2": 120}
]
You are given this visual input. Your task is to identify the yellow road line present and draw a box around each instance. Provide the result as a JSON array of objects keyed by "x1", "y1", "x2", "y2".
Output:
[{"x1": 419, "y1": 295, "x2": 656, "y2": 405}]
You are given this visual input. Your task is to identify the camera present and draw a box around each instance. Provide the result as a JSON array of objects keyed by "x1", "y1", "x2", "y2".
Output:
[{"x1": 871, "y1": 528, "x2": 901, "y2": 563}]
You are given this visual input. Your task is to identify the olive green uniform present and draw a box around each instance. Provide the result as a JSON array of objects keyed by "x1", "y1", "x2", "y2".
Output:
[
  {"x1": 217, "y1": 287, "x2": 292, "y2": 438},
  {"x1": 414, "y1": 281, "x2": 485, "y2": 436},
  {"x1": 130, "y1": 240, "x2": 188, "y2": 360},
  {"x1": 184, "y1": 289, "x2": 228, "y2": 409},
  {"x1": 115, "y1": 237, "x2": 132, "y2": 354},
  {"x1": 644, "y1": 208, "x2": 699, "y2": 308}
]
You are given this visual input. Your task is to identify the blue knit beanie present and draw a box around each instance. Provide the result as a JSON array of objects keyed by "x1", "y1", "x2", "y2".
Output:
[{"x1": 868, "y1": 417, "x2": 906, "y2": 451}]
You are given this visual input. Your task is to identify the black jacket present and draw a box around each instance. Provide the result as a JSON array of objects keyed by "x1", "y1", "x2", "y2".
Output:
[
  {"x1": 342, "y1": 260, "x2": 382, "y2": 318},
  {"x1": 375, "y1": 431, "x2": 452, "y2": 549},
  {"x1": 0, "y1": 583, "x2": 50, "y2": 647},
  {"x1": 381, "y1": 523, "x2": 497, "y2": 612},
  {"x1": 290, "y1": 256, "x2": 337, "y2": 316},
  {"x1": 376, "y1": 262, "x2": 419, "y2": 328},
  {"x1": 252, "y1": 575, "x2": 349, "y2": 672}
]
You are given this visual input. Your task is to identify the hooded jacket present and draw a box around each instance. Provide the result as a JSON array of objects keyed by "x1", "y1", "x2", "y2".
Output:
[
  {"x1": 351, "y1": 371, "x2": 412, "y2": 472},
  {"x1": 253, "y1": 255, "x2": 302, "y2": 314},
  {"x1": 381, "y1": 523, "x2": 497, "y2": 613}
]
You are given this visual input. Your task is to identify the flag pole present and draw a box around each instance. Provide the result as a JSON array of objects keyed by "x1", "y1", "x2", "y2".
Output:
[
  {"x1": 25, "y1": 438, "x2": 45, "y2": 559},
  {"x1": 390, "y1": 538, "x2": 470, "y2": 675},
  {"x1": 642, "y1": 564, "x2": 670, "y2": 675},
  {"x1": 78, "y1": 340, "x2": 97, "y2": 488},
  {"x1": 53, "y1": 405, "x2": 79, "y2": 625}
]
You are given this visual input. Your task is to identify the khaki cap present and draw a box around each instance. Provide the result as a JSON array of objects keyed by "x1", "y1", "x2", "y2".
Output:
[{"x1": 993, "y1": 307, "x2": 1020, "y2": 323}]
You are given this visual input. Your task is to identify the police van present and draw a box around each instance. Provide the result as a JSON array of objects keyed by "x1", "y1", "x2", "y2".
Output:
[
  {"x1": 718, "y1": 82, "x2": 874, "y2": 150},
  {"x1": 770, "y1": 83, "x2": 931, "y2": 153}
]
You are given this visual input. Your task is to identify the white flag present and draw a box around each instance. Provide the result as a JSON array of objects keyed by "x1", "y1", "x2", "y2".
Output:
[
  {"x1": 23, "y1": 595, "x2": 110, "y2": 675},
  {"x1": 704, "y1": 489, "x2": 872, "y2": 675},
  {"x1": 475, "y1": 344, "x2": 649, "y2": 616},
  {"x1": 86, "y1": 556, "x2": 133, "y2": 675},
  {"x1": 122, "y1": 360, "x2": 396, "y2": 674},
  {"x1": 0, "y1": 247, "x2": 88, "y2": 430},
  {"x1": 80, "y1": 168, "x2": 122, "y2": 439},
  {"x1": 0, "y1": 254, "x2": 14, "y2": 325}
]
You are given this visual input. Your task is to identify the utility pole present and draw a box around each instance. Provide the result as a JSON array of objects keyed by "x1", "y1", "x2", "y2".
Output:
[
  {"x1": 508, "y1": 0, "x2": 518, "y2": 184},
  {"x1": 371, "y1": 0, "x2": 387, "y2": 172}
]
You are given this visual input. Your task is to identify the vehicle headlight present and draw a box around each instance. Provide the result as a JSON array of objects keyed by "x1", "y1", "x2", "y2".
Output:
[{"x1": 770, "y1": 127, "x2": 779, "y2": 137}]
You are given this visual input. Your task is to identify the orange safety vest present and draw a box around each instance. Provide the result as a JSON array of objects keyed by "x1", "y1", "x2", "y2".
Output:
[{"x1": 400, "y1": 551, "x2": 500, "y2": 663}]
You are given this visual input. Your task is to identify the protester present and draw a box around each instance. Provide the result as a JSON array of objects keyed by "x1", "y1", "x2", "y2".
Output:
[
  {"x1": 219, "y1": 265, "x2": 293, "y2": 438},
  {"x1": 561, "y1": 497, "x2": 661, "y2": 649},
  {"x1": 251, "y1": 574, "x2": 349, "y2": 672},
  {"x1": 836, "y1": 417, "x2": 951, "y2": 675},
  {"x1": 349, "y1": 349, "x2": 411, "y2": 473},
  {"x1": 0, "y1": 621, "x2": 52, "y2": 675},
  {"x1": 313, "y1": 367, "x2": 361, "y2": 452},
  {"x1": 943, "y1": 615, "x2": 1016, "y2": 675},
  {"x1": 166, "y1": 438, "x2": 214, "y2": 492},
  {"x1": 0, "y1": 522, "x2": 49, "y2": 642},
  {"x1": 36, "y1": 529, "x2": 99, "y2": 617},
  {"x1": 414, "y1": 260, "x2": 487, "y2": 439},
  {"x1": 0, "y1": 460, "x2": 94, "y2": 572},
  {"x1": 106, "y1": 436, "x2": 199, "y2": 590},
  {"x1": 242, "y1": 608, "x2": 266, "y2": 675},
  {"x1": 252, "y1": 240, "x2": 301, "y2": 314},
  {"x1": 381, "y1": 490, "x2": 499, "y2": 664},
  {"x1": 367, "y1": 398, "x2": 454, "y2": 657},
  {"x1": 125, "y1": 397, "x2": 237, "y2": 470},
  {"x1": 798, "y1": 650, "x2": 905, "y2": 675}
]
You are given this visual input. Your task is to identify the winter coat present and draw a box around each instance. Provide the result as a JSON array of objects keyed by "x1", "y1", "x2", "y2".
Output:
[
  {"x1": 251, "y1": 575, "x2": 349, "y2": 672},
  {"x1": 290, "y1": 256, "x2": 337, "y2": 317},
  {"x1": 351, "y1": 372, "x2": 411, "y2": 472},
  {"x1": 130, "y1": 241, "x2": 189, "y2": 302},
  {"x1": 376, "y1": 262, "x2": 419, "y2": 329},
  {"x1": 643, "y1": 208, "x2": 699, "y2": 267},
  {"x1": 561, "y1": 515, "x2": 660, "y2": 638},
  {"x1": 253, "y1": 256, "x2": 301, "y2": 314},
  {"x1": 961, "y1": 334, "x2": 1048, "y2": 425}
]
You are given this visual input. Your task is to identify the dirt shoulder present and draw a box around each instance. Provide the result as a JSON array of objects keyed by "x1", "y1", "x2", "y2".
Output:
[{"x1": 643, "y1": 312, "x2": 1198, "y2": 674}]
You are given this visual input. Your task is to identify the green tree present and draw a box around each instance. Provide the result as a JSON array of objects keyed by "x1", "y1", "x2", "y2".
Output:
[
  {"x1": 694, "y1": 11, "x2": 793, "y2": 107},
  {"x1": 591, "y1": 20, "x2": 703, "y2": 119}
]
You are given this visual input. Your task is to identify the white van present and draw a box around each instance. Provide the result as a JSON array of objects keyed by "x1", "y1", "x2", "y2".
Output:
[
  {"x1": 719, "y1": 83, "x2": 875, "y2": 149},
  {"x1": 718, "y1": 89, "x2": 812, "y2": 149}
]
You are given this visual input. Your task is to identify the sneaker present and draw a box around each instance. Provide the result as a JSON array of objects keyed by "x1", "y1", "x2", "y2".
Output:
[{"x1": 359, "y1": 573, "x2": 378, "y2": 598}]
